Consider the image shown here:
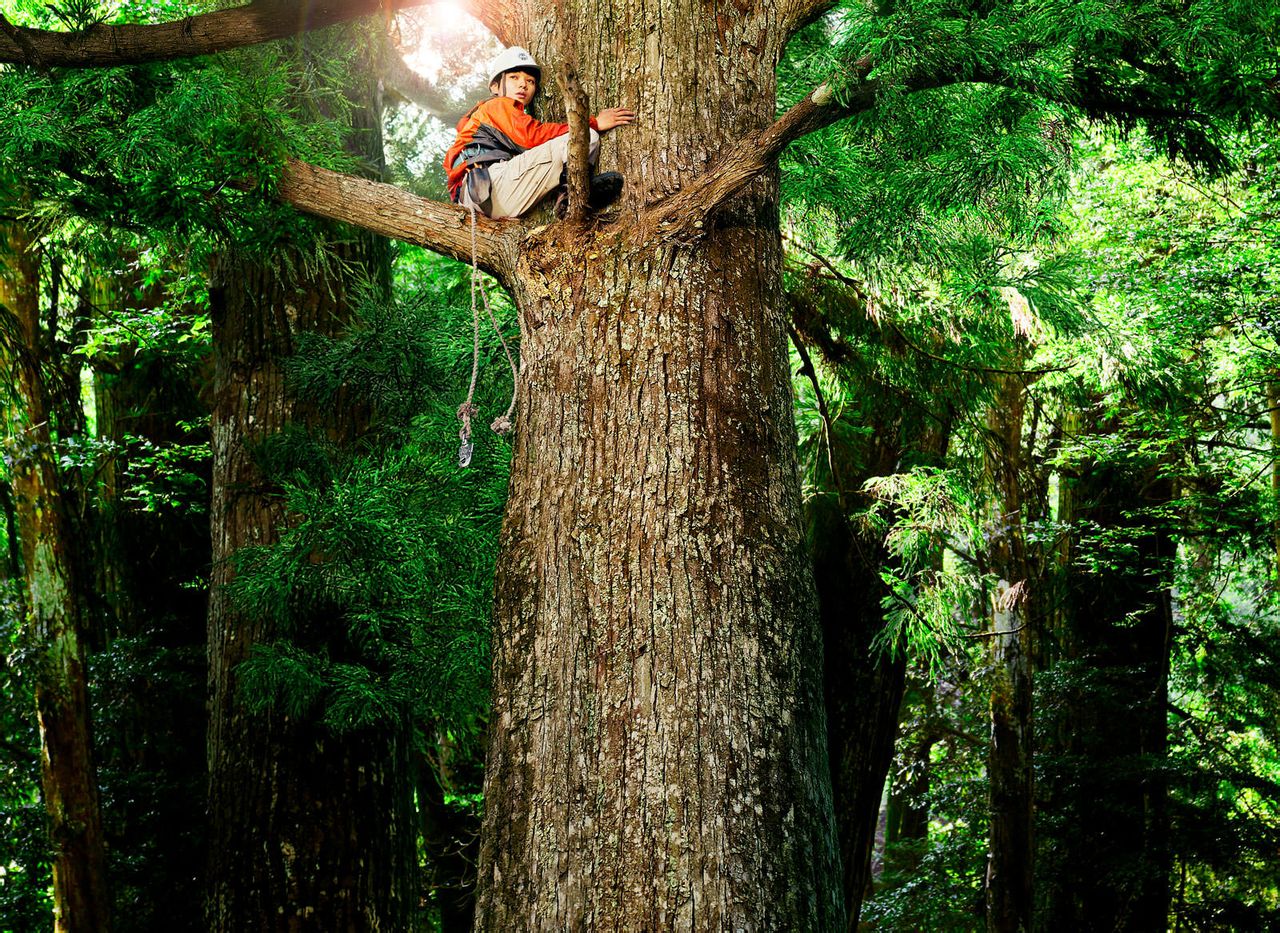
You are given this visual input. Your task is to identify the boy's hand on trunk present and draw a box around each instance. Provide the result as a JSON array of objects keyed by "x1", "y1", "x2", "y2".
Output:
[{"x1": 595, "y1": 108, "x2": 636, "y2": 131}]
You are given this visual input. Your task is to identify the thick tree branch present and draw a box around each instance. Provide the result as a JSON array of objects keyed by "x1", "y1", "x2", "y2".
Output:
[
  {"x1": 0, "y1": 0, "x2": 430, "y2": 67},
  {"x1": 643, "y1": 59, "x2": 956, "y2": 234},
  {"x1": 275, "y1": 159, "x2": 512, "y2": 275}
]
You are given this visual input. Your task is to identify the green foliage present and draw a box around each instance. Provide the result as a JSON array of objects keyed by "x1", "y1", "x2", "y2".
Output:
[
  {"x1": 865, "y1": 829, "x2": 986, "y2": 931},
  {"x1": 860, "y1": 468, "x2": 979, "y2": 668},
  {"x1": 0, "y1": 594, "x2": 51, "y2": 933},
  {"x1": 863, "y1": 667, "x2": 991, "y2": 930},
  {"x1": 232, "y1": 258, "x2": 511, "y2": 740},
  {"x1": 0, "y1": 3, "x2": 373, "y2": 259},
  {"x1": 801, "y1": 0, "x2": 1279, "y2": 172}
]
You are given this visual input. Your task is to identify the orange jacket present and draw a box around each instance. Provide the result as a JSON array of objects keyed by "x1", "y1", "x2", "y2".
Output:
[{"x1": 444, "y1": 97, "x2": 598, "y2": 200}]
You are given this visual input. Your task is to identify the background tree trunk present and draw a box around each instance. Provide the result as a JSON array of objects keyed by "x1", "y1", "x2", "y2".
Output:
[
  {"x1": 811, "y1": 494, "x2": 908, "y2": 929},
  {"x1": 0, "y1": 212, "x2": 110, "y2": 933},
  {"x1": 204, "y1": 246, "x2": 417, "y2": 931},
  {"x1": 1038, "y1": 413, "x2": 1173, "y2": 932},
  {"x1": 203, "y1": 41, "x2": 417, "y2": 930},
  {"x1": 984, "y1": 374, "x2": 1033, "y2": 933}
]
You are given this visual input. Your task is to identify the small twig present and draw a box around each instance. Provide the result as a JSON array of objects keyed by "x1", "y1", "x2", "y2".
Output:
[
  {"x1": 965, "y1": 622, "x2": 1028, "y2": 640},
  {"x1": 788, "y1": 323, "x2": 847, "y2": 510}
]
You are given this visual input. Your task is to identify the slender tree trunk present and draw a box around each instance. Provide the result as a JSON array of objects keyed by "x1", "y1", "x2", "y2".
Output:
[
  {"x1": 0, "y1": 213, "x2": 109, "y2": 933},
  {"x1": 0, "y1": 477, "x2": 22, "y2": 585},
  {"x1": 984, "y1": 374, "x2": 1033, "y2": 933},
  {"x1": 884, "y1": 728, "x2": 932, "y2": 858},
  {"x1": 811, "y1": 495, "x2": 908, "y2": 929},
  {"x1": 417, "y1": 744, "x2": 479, "y2": 933},
  {"x1": 204, "y1": 42, "x2": 416, "y2": 930},
  {"x1": 1268, "y1": 379, "x2": 1280, "y2": 580}
]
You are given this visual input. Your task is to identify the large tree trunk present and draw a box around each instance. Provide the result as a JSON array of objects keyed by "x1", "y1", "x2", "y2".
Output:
[
  {"x1": 204, "y1": 42, "x2": 417, "y2": 930},
  {"x1": 472, "y1": 6, "x2": 844, "y2": 918},
  {"x1": 479, "y1": 220, "x2": 841, "y2": 929},
  {"x1": 1, "y1": 213, "x2": 110, "y2": 932}
]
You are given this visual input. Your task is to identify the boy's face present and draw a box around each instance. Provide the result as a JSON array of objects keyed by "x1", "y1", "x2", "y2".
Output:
[{"x1": 492, "y1": 69, "x2": 538, "y2": 106}]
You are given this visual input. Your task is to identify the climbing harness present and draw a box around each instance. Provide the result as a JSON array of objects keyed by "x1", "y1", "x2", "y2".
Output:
[{"x1": 457, "y1": 207, "x2": 519, "y2": 468}]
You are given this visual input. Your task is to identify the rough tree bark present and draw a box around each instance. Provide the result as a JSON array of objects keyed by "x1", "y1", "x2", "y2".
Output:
[
  {"x1": 0, "y1": 211, "x2": 110, "y2": 933},
  {"x1": 203, "y1": 41, "x2": 416, "y2": 931},
  {"x1": 463, "y1": 0, "x2": 855, "y2": 921}
]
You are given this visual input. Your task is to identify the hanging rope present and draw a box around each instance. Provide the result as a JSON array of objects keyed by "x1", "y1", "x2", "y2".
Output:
[{"x1": 457, "y1": 206, "x2": 520, "y2": 467}]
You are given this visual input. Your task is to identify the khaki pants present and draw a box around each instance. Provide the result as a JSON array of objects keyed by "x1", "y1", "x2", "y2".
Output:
[{"x1": 463, "y1": 129, "x2": 600, "y2": 218}]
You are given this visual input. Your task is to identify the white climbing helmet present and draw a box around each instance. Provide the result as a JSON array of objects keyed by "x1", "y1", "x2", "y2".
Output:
[{"x1": 487, "y1": 46, "x2": 541, "y2": 88}]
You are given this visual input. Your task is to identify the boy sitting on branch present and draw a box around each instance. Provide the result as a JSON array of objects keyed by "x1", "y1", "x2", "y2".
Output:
[{"x1": 444, "y1": 46, "x2": 635, "y2": 219}]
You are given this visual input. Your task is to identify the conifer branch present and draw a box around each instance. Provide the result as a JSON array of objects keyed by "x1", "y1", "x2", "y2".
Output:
[
  {"x1": 646, "y1": 43, "x2": 1232, "y2": 235},
  {"x1": 0, "y1": 0, "x2": 435, "y2": 67},
  {"x1": 273, "y1": 159, "x2": 514, "y2": 275},
  {"x1": 968, "y1": 65, "x2": 1203, "y2": 125}
]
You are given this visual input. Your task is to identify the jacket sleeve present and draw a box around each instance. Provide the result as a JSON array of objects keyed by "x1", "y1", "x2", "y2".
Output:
[{"x1": 488, "y1": 98, "x2": 600, "y2": 150}]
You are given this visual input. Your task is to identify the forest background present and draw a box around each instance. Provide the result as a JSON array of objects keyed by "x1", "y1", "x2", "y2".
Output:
[{"x1": 0, "y1": 0, "x2": 1277, "y2": 930}]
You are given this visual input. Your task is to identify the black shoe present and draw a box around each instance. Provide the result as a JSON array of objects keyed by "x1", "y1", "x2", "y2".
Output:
[{"x1": 588, "y1": 172, "x2": 624, "y2": 210}]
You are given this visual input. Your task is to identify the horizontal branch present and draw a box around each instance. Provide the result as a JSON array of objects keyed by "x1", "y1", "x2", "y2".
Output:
[
  {"x1": 275, "y1": 159, "x2": 511, "y2": 275},
  {"x1": 0, "y1": 0, "x2": 428, "y2": 67}
]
